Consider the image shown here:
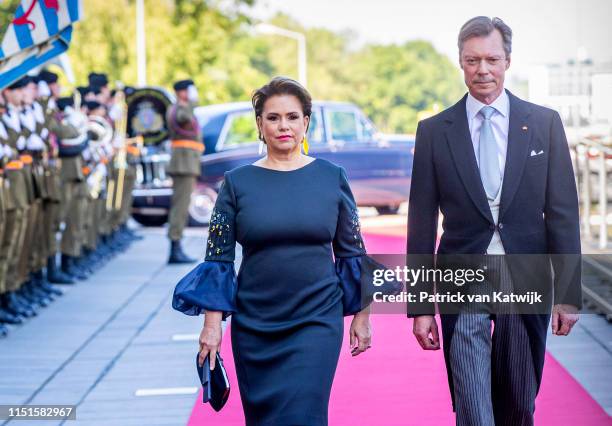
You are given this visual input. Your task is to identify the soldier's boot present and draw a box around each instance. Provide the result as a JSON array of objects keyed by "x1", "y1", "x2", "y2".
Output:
[
  {"x1": 74, "y1": 255, "x2": 94, "y2": 275},
  {"x1": 168, "y1": 240, "x2": 197, "y2": 264},
  {"x1": 34, "y1": 270, "x2": 63, "y2": 297},
  {"x1": 0, "y1": 305, "x2": 23, "y2": 325},
  {"x1": 83, "y1": 248, "x2": 103, "y2": 271},
  {"x1": 31, "y1": 271, "x2": 56, "y2": 301},
  {"x1": 20, "y1": 280, "x2": 52, "y2": 307},
  {"x1": 47, "y1": 256, "x2": 74, "y2": 286},
  {"x1": 29, "y1": 276, "x2": 55, "y2": 304},
  {"x1": 2, "y1": 291, "x2": 36, "y2": 318},
  {"x1": 61, "y1": 254, "x2": 87, "y2": 281},
  {"x1": 0, "y1": 323, "x2": 8, "y2": 338},
  {"x1": 121, "y1": 223, "x2": 143, "y2": 241}
]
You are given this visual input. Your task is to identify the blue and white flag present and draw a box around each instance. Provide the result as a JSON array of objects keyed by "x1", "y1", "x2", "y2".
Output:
[{"x1": 0, "y1": 0, "x2": 83, "y2": 89}]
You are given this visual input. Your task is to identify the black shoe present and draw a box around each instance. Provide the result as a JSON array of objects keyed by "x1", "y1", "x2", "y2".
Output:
[
  {"x1": 47, "y1": 256, "x2": 75, "y2": 285},
  {"x1": 31, "y1": 272, "x2": 57, "y2": 301},
  {"x1": 122, "y1": 224, "x2": 144, "y2": 241},
  {"x1": 0, "y1": 323, "x2": 8, "y2": 338},
  {"x1": 21, "y1": 283, "x2": 51, "y2": 307},
  {"x1": 61, "y1": 254, "x2": 87, "y2": 280},
  {"x1": 0, "y1": 306, "x2": 23, "y2": 325},
  {"x1": 35, "y1": 273, "x2": 63, "y2": 297},
  {"x1": 74, "y1": 255, "x2": 93, "y2": 276},
  {"x1": 168, "y1": 240, "x2": 197, "y2": 264},
  {"x1": 1, "y1": 292, "x2": 31, "y2": 318},
  {"x1": 13, "y1": 290, "x2": 40, "y2": 315}
]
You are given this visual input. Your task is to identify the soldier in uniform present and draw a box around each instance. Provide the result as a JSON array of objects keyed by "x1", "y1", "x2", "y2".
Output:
[
  {"x1": 165, "y1": 79, "x2": 202, "y2": 264},
  {"x1": 0, "y1": 77, "x2": 39, "y2": 319},
  {"x1": 18, "y1": 77, "x2": 61, "y2": 302},
  {"x1": 37, "y1": 70, "x2": 75, "y2": 284},
  {"x1": 0, "y1": 95, "x2": 23, "y2": 335},
  {"x1": 56, "y1": 95, "x2": 90, "y2": 280}
]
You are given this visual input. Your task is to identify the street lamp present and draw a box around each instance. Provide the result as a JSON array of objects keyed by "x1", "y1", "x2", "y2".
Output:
[
  {"x1": 254, "y1": 23, "x2": 307, "y2": 87},
  {"x1": 136, "y1": 0, "x2": 147, "y2": 86}
]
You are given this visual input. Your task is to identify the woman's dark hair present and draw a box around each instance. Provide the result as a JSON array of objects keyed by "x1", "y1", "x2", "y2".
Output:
[{"x1": 252, "y1": 76, "x2": 312, "y2": 119}]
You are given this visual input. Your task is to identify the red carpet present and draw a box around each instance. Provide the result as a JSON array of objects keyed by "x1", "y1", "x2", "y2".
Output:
[{"x1": 187, "y1": 232, "x2": 611, "y2": 425}]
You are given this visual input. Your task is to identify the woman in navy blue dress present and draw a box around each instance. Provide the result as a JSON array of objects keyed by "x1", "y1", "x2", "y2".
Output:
[{"x1": 173, "y1": 77, "x2": 373, "y2": 425}]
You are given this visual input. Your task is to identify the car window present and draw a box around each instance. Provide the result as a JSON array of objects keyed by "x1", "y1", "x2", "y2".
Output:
[
  {"x1": 224, "y1": 112, "x2": 259, "y2": 147},
  {"x1": 329, "y1": 110, "x2": 359, "y2": 141},
  {"x1": 359, "y1": 115, "x2": 375, "y2": 141},
  {"x1": 307, "y1": 108, "x2": 324, "y2": 144}
]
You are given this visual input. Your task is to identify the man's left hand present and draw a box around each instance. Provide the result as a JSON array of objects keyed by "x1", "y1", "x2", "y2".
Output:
[{"x1": 551, "y1": 304, "x2": 579, "y2": 336}]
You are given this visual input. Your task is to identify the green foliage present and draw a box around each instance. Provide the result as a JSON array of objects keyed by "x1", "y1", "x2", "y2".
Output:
[
  {"x1": 0, "y1": 1, "x2": 20, "y2": 35},
  {"x1": 1, "y1": 1, "x2": 464, "y2": 133}
]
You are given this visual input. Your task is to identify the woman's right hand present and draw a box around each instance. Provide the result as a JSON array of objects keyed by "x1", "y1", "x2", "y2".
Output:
[{"x1": 199, "y1": 311, "x2": 223, "y2": 370}]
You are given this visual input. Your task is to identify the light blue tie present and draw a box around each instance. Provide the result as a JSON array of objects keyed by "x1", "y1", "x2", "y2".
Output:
[{"x1": 478, "y1": 106, "x2": 501, "y2": 201}]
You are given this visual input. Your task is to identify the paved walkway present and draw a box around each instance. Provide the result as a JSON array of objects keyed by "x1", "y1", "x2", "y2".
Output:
[{"x1": 0, "y1": 224, "x2": 610, "y2": 425}]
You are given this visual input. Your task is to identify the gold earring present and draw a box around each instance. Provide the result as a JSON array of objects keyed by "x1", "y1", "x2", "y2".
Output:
[{"x1": 302, "y1": 136, "x2": 309, "y2": 155}]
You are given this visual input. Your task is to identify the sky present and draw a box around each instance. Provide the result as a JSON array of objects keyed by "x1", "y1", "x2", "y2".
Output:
[{"x1": 249, "y1": 0, "x2": 612, "y2": 78}]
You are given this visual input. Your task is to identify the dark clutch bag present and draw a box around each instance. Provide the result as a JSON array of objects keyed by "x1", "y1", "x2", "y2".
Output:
[{"x1": 196, "y1": 352, "x2": 230, "y2": 411}]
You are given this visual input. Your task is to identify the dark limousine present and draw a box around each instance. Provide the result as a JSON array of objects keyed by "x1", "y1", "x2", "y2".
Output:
[{"x1": 131, "y1": 100, "x2": 414, "y2": 226}]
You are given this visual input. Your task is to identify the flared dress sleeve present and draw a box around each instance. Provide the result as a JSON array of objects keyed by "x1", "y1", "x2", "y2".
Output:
[
  {"x1": 172, "y1": 172, "x2": 238, "y2": 317},
  {"x1": 333, "y1": 168, "x2": 372, "y2": 316},
  {"x1": 333, "y1": 167, "x2": 403, "y2": 315}
]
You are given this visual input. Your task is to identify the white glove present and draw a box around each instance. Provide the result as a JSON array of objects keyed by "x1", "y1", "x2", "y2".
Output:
[
  {"x1": 65, "y1": 107, "x2": 87, "y2": 130},
  {"x1": 96, "y1": 162, "x2": 108, "y2": 177},
  {"x1": 2, "y1": 144, "x2": 13, "y2": 158},
  {"x1": 26, "y1": 134, "x2": 46, "y2": 150},
  {"x1": 109, "y1": 104, "x2": 123, "y2": 122},
  {"x1": 16, "y1": 135, "x2": 26, "y2": 150},
  {"x1": 81, "y1": 148, "x2": 92, "y2": 161},
  {"x1": 86, "y1": 173, "x2": 96, "y2": 188},
  {"x1": 41, "y1": 128, "x2": 49, "y2": 140}
]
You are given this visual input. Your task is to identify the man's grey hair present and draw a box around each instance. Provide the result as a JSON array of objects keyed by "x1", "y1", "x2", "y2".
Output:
[{"x1": 458, "y1": 16, "x2": 512, "y2": 57}]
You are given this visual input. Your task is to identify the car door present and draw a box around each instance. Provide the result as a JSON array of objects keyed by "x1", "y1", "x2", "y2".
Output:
[{"x1": 317, "y1": 105, "x2": 412, "y2": 207}]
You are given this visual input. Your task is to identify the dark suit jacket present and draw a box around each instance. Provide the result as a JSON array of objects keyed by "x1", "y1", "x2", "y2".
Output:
[{"x1": 406, "y1": 90, "x2": 581, "y2": 408}]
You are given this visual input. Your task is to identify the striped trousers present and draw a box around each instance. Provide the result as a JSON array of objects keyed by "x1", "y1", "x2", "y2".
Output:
[{"x1": 448, "y1": 257, "x2": 538, "y2": 426}]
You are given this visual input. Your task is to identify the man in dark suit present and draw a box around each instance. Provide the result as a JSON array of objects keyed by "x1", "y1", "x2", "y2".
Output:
[{"x1": 407, "y1": 16, "x2": 581, "y2": 426}]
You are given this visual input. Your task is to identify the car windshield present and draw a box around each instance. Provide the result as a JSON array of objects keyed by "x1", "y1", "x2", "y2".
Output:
[
  {"x1": 328, "y1": 108, "x2": 375, "y2": 143},
  {"x1": 224, "y1": 111, "x2": 259, "y2": 147}
]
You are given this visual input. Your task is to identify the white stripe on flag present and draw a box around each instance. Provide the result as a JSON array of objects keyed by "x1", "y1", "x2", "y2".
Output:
[
  {"x1": 57, "y1": 0, "x2": 71, "y2": 29},
  {"x1": 77, "y1": 0, "x2": 84, "y2": 20},
  {"x1": 1, "y1": 25, "x2": 19, "y2": 59},
  {"x1": 29, "y1": 2, "x2": 50, "y2": 46}
]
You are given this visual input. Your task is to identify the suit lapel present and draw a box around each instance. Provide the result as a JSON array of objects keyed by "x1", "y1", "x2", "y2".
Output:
[
  {"x1": 499, "y1": 91, "x2": 532, "y2": 219},
  {"x1": 445, "y1": 96, "x2": 494, "y2": 223}
]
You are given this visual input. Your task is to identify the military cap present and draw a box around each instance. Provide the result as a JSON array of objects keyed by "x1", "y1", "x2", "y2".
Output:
[
  {"x1": 7, "y1": 76, "x2": 30, "y2": 89},
  {"x1": 88, "y1": 72, "x2": 109, "y2": 88},
  {"x1": 57, "y1": 96, "x2": 74, "y2": 111},
  {"x1": 85, "y1": 100, "x2": 103, "y2": 111},
  {"x1": 38, "y1": 70, "x2": 59, "y2": 84},
  {"x1": 173, "y1": 79, "x2": 194, "y2": 91}
]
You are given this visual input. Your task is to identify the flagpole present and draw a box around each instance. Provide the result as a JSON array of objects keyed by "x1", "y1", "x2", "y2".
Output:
[{"x1": 136, "y1": 0, "x2": 147, "y2": 86}]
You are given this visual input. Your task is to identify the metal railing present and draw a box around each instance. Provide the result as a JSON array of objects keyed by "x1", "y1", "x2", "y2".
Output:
[{"x1": 573, "y1": 139, "x2": 612, "y2": 249}]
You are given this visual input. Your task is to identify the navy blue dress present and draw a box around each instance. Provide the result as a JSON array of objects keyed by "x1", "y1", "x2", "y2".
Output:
[{"x1": 173, "y1": 158, "x2": 369, "y2": 426}]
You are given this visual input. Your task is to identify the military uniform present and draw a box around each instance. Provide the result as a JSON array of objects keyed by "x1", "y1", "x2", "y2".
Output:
[
  {"x1": 38, "y1": 70, "x2": 74, "y2": 284},
  {"x1": 0, "y1": 120, "x2": 24, "y2": 330},
  {"x1": 55, "y1": 101, "x2": 89, "y2": 279},
  {"x1": 0, "y1": 77, "x2": 42, "y2": 318},
  {"x1": 166, "y1": 79, "x2": 202, "y2": 263}
]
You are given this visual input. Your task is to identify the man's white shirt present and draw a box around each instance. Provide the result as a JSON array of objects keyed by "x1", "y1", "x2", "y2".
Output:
[{"x1": 465, "y1": 89, "x2": 509, "y2": 254}]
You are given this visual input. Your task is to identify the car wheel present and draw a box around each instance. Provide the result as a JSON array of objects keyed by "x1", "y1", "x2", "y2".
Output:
[
  {"x1": 188, "y1": 187, "x2": 218, "y2": 227},
  {"x1": 375, "y1": 205, "x2": 400, "y2": 215},
  {"x1": 132, "y1": 213, "x2": 168, "y2": 227}
]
